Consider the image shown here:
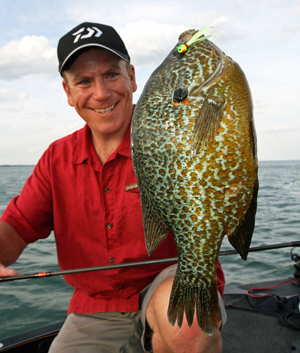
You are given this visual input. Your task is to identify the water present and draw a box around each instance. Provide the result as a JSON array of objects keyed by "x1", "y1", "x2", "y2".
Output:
[
  {"x1": 0, "y1": 161, "x2": 300, "y2": 340},
  {"x1": 0, "y1": 166, "x2": 74, "y2": 340}
]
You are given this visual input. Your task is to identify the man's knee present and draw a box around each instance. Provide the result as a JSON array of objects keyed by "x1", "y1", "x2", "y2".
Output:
[{"x1": 146, "y1": 277, "x2": 223, "y2": 353}]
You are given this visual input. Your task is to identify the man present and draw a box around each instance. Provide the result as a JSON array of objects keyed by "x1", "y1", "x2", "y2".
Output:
[{"x1": 0, "y1": 22, "x2": 226, "y2": 352}]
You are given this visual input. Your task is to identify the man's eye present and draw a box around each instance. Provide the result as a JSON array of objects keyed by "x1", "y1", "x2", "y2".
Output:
[
  {"x1": 80, "y1": 80, "x2": 89, "y2": 84},
  {"x1": 108, "y1": 73, "x2": 118, "y2": 78}
]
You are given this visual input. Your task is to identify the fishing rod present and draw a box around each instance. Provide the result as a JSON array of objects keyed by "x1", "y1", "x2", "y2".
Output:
[
  {"x1": 219, "y1": 240, "x2": 300, "y2": 256},
  {"x1": 1, "y1": 241, "x2": 299, "y2": 283}
]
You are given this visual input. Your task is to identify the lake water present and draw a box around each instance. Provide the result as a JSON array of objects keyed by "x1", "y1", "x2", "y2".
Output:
[{"x1": 0, "y1": 161, "x2": 299, "y2": 340}]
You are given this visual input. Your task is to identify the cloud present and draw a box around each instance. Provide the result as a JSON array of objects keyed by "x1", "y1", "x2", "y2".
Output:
[
  {"x1": 260, "y1": 125, "x2": 298, "y2": 132},
  {"x1": 0, "y1": 35, "x2": 57, "y2": 79},
  {"x1": 194, "y1": 12, "x2": 247, "y2": 45},
  {"x1": 0, "y1": 88, "x2": 28, "y2": 102},
  {"x1": 271, "y1": 1, "x2": 300, "y2": 20},
  {"x1": 122, "y1": 20, "x2": 187, "y2": 66},
  {"x1": 120, "y1": 17, "x2": 246, "y2": 67},
  {"x1": 65, "y1": 0, "x2": 187, "y2": 27},
  {"x1": 50, "y1": 121, "x2": 85, "y2": 141}
]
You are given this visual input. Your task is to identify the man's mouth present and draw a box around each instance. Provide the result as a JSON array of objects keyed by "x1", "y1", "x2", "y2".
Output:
[{"x1": 92, "y1": 103, "x2": 117, "y2": 114}]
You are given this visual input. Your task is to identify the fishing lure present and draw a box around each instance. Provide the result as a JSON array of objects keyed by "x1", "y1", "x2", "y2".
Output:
[{"x1": 177, "y1": 26, "x2": 212, "y2": 54}]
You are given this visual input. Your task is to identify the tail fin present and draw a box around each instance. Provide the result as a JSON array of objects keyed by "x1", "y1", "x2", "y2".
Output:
[{"x1": 167, "y1": 272, "x2": 220, "y2": 335}]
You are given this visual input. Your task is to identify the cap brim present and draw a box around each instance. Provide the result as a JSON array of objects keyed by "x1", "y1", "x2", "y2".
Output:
[{"x1": 59, "y1": 43, "x2": 129, "y2": 73}]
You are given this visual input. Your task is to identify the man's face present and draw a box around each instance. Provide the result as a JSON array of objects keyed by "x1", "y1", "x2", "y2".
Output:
[{"x1": 62, "y1": 49, "x2": 137, "y2": 138}]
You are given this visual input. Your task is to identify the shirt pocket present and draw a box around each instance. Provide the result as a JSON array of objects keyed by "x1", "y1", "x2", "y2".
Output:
[
  {"x1": 125, "y1": 159, "x2": 140, "y2": 200},
  {"x1": 125, "y1": 184, "x2": 140, "y2": 200}
]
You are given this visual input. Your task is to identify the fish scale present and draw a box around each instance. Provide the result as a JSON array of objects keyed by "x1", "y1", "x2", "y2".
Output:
[{"x1": 131, "y1": 28, "x2": 258, "y2": 335}]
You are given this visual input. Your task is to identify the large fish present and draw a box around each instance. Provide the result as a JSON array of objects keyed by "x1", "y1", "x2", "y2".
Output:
[{"x1": 131, "y1": 27, "x2": 258, "y2": 335}]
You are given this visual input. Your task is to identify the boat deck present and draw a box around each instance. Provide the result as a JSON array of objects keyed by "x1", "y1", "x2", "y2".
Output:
[
  {"x1": 222, "y1": 278, "x2": 300, "y2": 353},
  {"x1": 222, "y1": 306, "x2": 300, "y2": 353}
]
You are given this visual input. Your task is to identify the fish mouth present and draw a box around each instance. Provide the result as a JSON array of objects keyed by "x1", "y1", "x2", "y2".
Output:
[{"x1": 92, "y1": 103, "x2": 117, "y2": 114}]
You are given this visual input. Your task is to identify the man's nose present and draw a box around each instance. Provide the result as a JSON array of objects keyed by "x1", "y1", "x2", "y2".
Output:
[{"x1": 93, "y1": 80, "x2": 111, "y2": 100}]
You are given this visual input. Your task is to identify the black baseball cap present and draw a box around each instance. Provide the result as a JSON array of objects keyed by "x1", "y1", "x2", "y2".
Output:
[{"x1": 57, "y1": 22, "x2": 130, "y2": 75}]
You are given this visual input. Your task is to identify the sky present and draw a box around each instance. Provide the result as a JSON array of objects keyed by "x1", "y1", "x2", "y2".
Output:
[{"x1": 0, "y1": 0, "x2": 299, "y2": 164}]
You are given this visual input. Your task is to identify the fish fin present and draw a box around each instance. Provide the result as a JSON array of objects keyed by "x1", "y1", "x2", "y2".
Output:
[
  {"x1": 192, "y1": 95, "x2": 226, "y2": 155},
  {"x1": 227, "y1": 177, "x2": 259, "y2": 260},
  {"x1": 168, "y1": 270, "x2": 220, "y2": 335},
  {"x1": 140, "y1": 192, "x2": 170, "y2": 256}
]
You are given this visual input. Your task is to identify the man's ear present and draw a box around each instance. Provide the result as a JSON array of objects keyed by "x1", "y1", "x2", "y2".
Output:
[
  {"x1": 62, "y1": 80, "x2": 74, "y2": 107},
  {"x1": 129, "y1": 65, "x2": 137, "y2": 93}
]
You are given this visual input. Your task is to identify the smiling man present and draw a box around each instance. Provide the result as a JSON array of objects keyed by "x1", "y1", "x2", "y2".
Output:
[
  {"x1": 0, "y1": 22, "x2": 226, "y2": 353},
  {"x1": 62, "y1": 47, "x2": 137, "y2": 164}
]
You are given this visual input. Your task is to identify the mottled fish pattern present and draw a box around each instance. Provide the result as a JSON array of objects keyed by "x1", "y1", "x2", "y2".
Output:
[{"x1": 131, "y1": 29, "x2": 258, "y2": 335}]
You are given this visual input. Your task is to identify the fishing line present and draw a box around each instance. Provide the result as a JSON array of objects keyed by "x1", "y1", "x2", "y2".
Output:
[
  {"x1": 210, "y1": 28, "x2": 300, "y2": 180},
  {"x1": 253, "y1": 97, "x2": 300, "y2": 181},
  {"x1": 208, "y1": 29, "x2": 300, "y2": 296},
  {"x1": 246, "y1": 277, "x2": 300, "y2": 298}
]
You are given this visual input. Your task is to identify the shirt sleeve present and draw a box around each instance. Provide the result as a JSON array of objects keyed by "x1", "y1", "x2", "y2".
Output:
[{"x1": 0, "y1": 149, "x2": 54, "y2": 244}]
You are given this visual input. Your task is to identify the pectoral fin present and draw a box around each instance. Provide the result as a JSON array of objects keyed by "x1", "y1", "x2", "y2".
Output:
[
  {"x1": 192, "y1": 95, "x2": 226, "y2": 155},
  {"x1": 227, "y1": 177, "x2": 259, "y2": 260}
]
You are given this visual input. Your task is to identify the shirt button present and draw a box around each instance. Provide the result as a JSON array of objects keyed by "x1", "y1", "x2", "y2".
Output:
[
  {"x1": 109, "y1": 257, "x2": 115, "y2": 263},
  {"x1": 119, "y1": 285, "x2": 123, "y2": 290},
  {"x1": 104, "y1": 188, "x2": 110, "y2": 193},
  {"x1": 107, "y1": 223, "x2": 113, "y2": 229}
]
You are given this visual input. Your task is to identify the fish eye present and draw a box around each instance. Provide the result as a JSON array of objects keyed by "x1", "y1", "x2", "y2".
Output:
[{"x1": 173, "y1": 87, "x2": 188, "y2": 104}]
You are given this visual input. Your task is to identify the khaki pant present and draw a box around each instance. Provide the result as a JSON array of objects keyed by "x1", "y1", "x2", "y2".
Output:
[{"x1": 49, "y1": 311, "x2": 144, "y2": 353}]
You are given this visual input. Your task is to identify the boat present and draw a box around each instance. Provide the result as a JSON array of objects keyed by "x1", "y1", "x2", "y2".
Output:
[
  {"x1": 222, "y1": 249, "x2": 300, "y2": 353},
  {"x1": 0, "y1": 246, "x2": 299, "y2": 353}
]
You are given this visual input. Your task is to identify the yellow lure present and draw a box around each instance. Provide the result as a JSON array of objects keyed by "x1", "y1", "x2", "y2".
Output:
[{"x1": 177, "y1": 26, "x2": 212, "y2": 54}]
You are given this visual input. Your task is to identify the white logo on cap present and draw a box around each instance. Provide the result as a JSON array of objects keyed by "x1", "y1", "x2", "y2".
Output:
[{"x1": 72, "y1": 27, "x2": 103, "y2": 43}]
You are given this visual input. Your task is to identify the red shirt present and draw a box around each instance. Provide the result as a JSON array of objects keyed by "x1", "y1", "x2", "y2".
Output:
[{"x1": 1, "y1": 123, "x2": 225, "y2": 314}]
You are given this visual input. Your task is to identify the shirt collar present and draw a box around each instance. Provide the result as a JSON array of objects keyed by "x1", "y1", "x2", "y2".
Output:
[
  {"x1": 72, "y1": 124, "x2": 92, "y2": 165},
  {"x1": 115, "y1": 122, "x2": 131, "y2": 158},
  {"x1": 72, "y1": 122, "x2": 132, "y2": 165}
]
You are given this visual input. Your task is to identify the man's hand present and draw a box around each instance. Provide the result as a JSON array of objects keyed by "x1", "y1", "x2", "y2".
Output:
[
  {"x1": 0, "y1": 221, "x2": 26, "y2": 274},
  {"x1": 0, "y1": 263, "x2": 18, "y2": 277}
]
